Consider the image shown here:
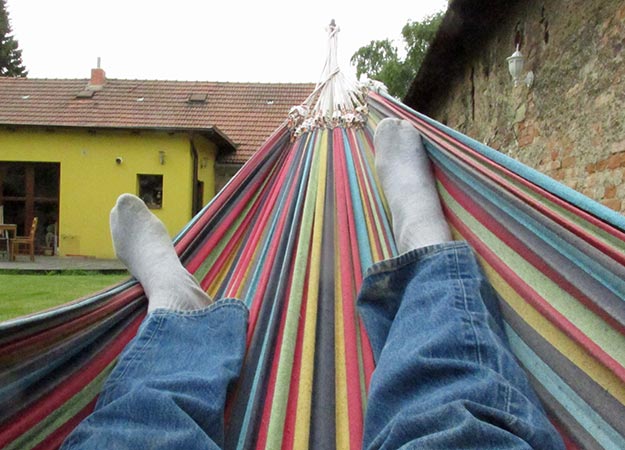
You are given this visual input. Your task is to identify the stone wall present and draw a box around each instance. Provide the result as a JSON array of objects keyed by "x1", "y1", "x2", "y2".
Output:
[{"x1": 421, "y1": 0, "x2": 625, "y2": 212}]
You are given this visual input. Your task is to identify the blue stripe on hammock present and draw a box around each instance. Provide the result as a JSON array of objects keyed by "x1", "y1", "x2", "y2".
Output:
[
  {"x1": 382, "y1": 93, "x2": 625, "y2": 232},
  {"x1": 241, "y1": 139, "x2": 303, "y2": 308},
  {"x1": 342, "y1": 129, "x2": 374, "y2": 273},
  {"x1": 428, "y1": 141, "x2": 625, "y2": 302},
  {"x1": 361, "y1": 132, "x2": 397, "y2": 258},
  {"x1": 235, "y1": 131, "x2": 316, "y2": 449},
  {"x1": 507, "y1": 325, "x2": 625, "y2": 450},
  {"x1": 0, "y1": 279, "x2": 137, "y2": 332}
]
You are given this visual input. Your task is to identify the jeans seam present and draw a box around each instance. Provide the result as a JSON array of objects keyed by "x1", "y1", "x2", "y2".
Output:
[
  {"x1": 105, "y1": 301, "x2": 248, "y2": 389},
  {"x1": 150, "y1": 298, "x2": 248, "y2": 317},
  {"x1": 107, "y1": 313, "x2": 165, "y2": 386},
  {"x1": 503, "y1": 382, "x2": 512, "y2": 415},
  {"x1": 454, "y1": 246, "x2": 483, "y2": 366},
  {"x1": 366, "y1": 241, "x2": 470, "y2": 278}
]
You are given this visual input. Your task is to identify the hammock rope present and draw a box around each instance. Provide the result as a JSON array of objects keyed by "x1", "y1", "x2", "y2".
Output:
[
  {"x1": 288, "y1": 21, "x2": 369, "y2": 137},
  {"x1": 1, "y1": 26, "x2": 625, "y2": 450}
]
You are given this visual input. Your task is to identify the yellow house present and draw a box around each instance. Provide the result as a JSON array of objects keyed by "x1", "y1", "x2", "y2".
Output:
[{"x1": 0, "y1": 68, "x2": 314, "y2": 258}]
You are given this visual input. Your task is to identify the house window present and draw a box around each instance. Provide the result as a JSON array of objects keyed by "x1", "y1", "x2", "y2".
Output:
[
  {"x1": 0, "y1": 162, "x2": 60, "y2": 252},
  {"x1": 138, "y1": 174, "x2": 163, "y2": 209}
]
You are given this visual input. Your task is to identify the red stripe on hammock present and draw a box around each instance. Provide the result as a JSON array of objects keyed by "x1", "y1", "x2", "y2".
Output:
[
  {"x1": 334, "y1": 128, "x2": 364, "y2": 450},
  {"x1": 199, "y1": 206, "x2": 254, "y2": 292},
  {"x1": 282, "y1": 264, "x2": 310, "y2": 450},
  {"x1": 176, "y1": 126, "x2": 290, "y2": 255},
  {"x1": 222, "y1": 187, "x2": 276, "y2": 296},
  {"x1": 31, "y1": 397, "x2": 98, "y2": 450},
  {"x1": 438, "y1": 168, "x2": 625, "y2": 338},
  {"x1": 226, "y1": 140, "x2": 302, "y2": 297},
  {"x1": 348, "y1": 130, "x2": 383, "y2": 270},
  {"x1": 0, "y1": 284, "x2": 143, "y2": 359},
  {"x1": 200, "y1": 159, "x2": 280, "y2": 294},
  {"x1": 441, "y1": 182, "x2": 625, "y2": 384},
  {"x1": 346, "y1": 129, "x2": 375, "y2": 386},
  {"x1": 245, "y1": 143, "x2": 307, "y2": 347},
  {"x1": 185, "y1": 167, "x2": 270, "y2": 275},
  {"x1": 429, "y1": 131, "x2": 625, "y2": 266},
  {"x1": 372, "y1": 92, "x2": 625, "y2": 253},
  {"x1": 255, "y1": 264, "x2": 294, "y2": 450},
  {"x1": 360, "y1": 128, "x2": 395, "y2": 259},
  {"x1": 551, "y1": 419, "x2": 582, "y2": 450},
  {"x1": 0, "y1": 312, "x2": 144, "y2": 448}
]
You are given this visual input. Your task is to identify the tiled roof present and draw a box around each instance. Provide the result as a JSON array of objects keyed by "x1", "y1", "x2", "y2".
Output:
[{"x1": 0, "y1": 77, "x2": 315, "y2": 164}]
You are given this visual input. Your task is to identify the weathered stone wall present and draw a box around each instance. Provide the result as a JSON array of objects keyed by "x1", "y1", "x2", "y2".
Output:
[{"x1": 422, "y1": 0, "x2": 625, "y2": 212}]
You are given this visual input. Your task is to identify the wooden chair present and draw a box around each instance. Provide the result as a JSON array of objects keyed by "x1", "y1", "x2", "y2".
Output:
[
  {"x1": 11, "y1": 217, "x2": 38, "y2": 261},
  {"x1": 0, "y1": 205, "x2": 8, "y2": 259}
]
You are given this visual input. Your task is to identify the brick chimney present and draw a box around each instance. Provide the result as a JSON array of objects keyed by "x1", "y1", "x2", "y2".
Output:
[{"x1": 87, "y1": 57, "x2": 106, "y2": 91}]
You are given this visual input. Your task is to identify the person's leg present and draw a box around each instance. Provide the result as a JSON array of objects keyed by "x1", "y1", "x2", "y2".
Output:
[
  {"x1": 358, "y1": 119, "x2": 564, "y2": 449},
  {"x1": 61, "y1": 194, "x2": 248, "y2": 450},
  {"x1": 373, "y1": 117, "x2": 451, "y2": 253}
]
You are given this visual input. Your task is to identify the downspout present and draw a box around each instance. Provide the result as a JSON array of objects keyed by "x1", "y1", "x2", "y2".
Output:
[{"x1": 190, "y1": 137, "x2": 200, "y2": 217}]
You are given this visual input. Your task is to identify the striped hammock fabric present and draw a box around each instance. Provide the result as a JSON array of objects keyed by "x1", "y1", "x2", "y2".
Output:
[{"x1": 1, "y1": 92, "x2": 624, "y2": 450}]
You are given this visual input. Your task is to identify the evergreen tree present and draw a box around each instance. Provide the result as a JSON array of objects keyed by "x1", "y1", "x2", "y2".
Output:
[
  {"x1": 351, "y1": 11, "x2": 443, "y2": 98},
  {"x1": 0, "y1": 0, "x2": 27, "y2": 77}
]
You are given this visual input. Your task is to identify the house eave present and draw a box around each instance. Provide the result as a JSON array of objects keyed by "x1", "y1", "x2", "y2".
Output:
[{"x1": 0, "y1": 122, "x2": 237, "y2": 155}]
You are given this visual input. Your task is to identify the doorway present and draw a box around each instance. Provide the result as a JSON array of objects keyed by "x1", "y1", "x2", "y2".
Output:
[{"x1": 0, "y1": 162, "x2": 60, "y2": 254}]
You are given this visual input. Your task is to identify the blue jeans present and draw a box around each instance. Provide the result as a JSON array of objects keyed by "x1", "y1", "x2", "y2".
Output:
[
  {"x1": 61, "y1": 299, "x2": 248, "y2": 450},
  {"x1": 358, "y1": 241, "x2": 564, "y2": 449},
  {"x1": 61, "y1": 242, "x2": 564, "y2": 449}
]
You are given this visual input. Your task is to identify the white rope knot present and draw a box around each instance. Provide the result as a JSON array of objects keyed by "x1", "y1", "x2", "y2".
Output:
[{"x1": 288, "y1": 20, "x2": 370, "y2": 138}]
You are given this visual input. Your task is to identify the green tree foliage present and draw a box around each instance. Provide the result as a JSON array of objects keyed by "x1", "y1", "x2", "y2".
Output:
[
  {"x1": 0, "y1": 0, "x2": 27, "y2": 77},
  {"x1": 351, "y1": 11, "x2": 444, "y2": 98}
]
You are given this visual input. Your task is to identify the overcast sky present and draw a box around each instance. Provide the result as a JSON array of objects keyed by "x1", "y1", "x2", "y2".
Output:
[{"x1": 6, "y1": 0, "x2": 447, "y2": 83}]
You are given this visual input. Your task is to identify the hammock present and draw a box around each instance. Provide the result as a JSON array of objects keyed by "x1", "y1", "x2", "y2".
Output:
[{"x1": 2, "y1": 27, "x2": 625, "y2": 450}]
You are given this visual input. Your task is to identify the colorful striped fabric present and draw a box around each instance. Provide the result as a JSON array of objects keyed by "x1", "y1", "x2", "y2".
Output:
[
  {"x1": 1, "y1": 92, "x2": 624, "y2": 449},
  {"x1": 375, "y1": 93, "x2": 625, "y2": 450}
]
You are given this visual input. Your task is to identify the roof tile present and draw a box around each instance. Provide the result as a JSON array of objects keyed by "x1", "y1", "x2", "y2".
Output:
[{"x1": 0, "y1": 77, "x2": 314, "y2": 164}]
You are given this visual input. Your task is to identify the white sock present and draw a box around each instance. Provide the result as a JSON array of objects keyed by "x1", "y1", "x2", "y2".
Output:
[
  {"x1": 374, "y1": 118, "x2": 452, "y2": 253},
  {"x1": 110, "y1": 194, "x2": 212, "y2": 313}
]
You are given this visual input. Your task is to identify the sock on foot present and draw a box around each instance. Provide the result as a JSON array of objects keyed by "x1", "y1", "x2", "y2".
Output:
[
  {"x1": 110, "y1": 194, "x2": 213, "y2": 313},
  {"x1": 374, "y1": 118, "x2": 452, "y2": 253}
]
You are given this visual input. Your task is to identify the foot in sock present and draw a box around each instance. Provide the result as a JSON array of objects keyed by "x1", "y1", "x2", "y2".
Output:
[
  {"x1": 110, "y1": 193, "x2": 213, "y2": 313},
  {"x1": 374, "y1": 118, "x2": 452, "y2": 253}
]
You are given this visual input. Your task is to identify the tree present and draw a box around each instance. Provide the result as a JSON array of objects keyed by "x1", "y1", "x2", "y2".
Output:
[
  {"x1": 351, "y1": 11, "x2": 443, "y2": 98},
  {"x1": 0, "y1": 0, "x2": 27, "y2": 77}
]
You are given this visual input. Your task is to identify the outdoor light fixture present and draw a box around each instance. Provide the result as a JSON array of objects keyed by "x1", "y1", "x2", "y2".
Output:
[
  {"x1": 506, "y1": 45, "x2": 534, "y2": 88},
  {"x1": 159, "y1": 150, "x2": 166, "y2": 165}
]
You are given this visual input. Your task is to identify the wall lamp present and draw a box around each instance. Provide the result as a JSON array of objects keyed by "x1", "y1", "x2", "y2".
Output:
[
  {"x1": 507, "y1": 45, "x2": 534, "y2": 88},
  {"x1": 159, "y1": 150, "x2": 166, "y2": 165}
]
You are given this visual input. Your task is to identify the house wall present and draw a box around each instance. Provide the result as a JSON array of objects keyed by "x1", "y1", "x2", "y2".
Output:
[
  {"x1": 0, "y1": 127, "x2": 216, "y2": 258},
  {"x1": 417, "y1": 0, "x2": 625, "y2": 211},
  {"x1": 193, "y1": 134, "x2": 217, "y2": 204}
]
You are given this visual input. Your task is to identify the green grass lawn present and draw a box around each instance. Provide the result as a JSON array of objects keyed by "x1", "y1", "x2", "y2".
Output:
[{"x1": 0, "y1": 272, "x2": 130, "y2": 322}]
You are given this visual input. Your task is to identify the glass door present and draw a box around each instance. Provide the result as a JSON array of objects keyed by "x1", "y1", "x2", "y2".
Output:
[{"x1": 0, "y1": 162, "x2": 60, "y2": 254}]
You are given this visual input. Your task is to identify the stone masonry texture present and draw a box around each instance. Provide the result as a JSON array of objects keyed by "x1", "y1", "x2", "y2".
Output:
[{"x1": 418, "y1": 0, "x2": 625, "y2": 212}]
